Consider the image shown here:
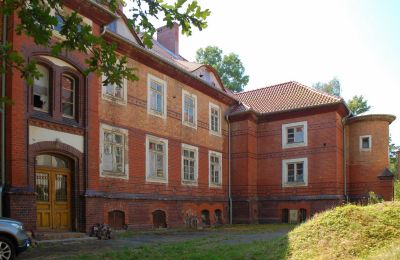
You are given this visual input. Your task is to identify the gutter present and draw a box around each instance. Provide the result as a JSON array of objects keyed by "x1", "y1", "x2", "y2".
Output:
[
  {"x1": 225, "y1": 113, "x2": 232, "y2": 224},
  {"x1": 341, "y1": 106, "x2": 352, "y2": 203},
  {"x1": 0, "y1": 14, "x2": 8, "y2": 216}
]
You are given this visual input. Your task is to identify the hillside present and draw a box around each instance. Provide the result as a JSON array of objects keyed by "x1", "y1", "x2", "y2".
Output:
[{"x1": 286, "y1": 202, "x2": 400, "y2": 259}]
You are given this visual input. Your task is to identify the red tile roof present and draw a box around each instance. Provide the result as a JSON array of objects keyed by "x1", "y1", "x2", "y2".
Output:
[{"x1": 233, "y1": 81, "x2": 343, "y2": 114}]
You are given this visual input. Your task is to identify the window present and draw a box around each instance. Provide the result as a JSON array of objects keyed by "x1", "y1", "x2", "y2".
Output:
[
  {"x1": 282, "y1": 121, "x2": 308, "y2": 148},
  {"x1": 209, "y1": 103, "x2": 221, "y2": 135},
  {"x1": 360, "y1": 135, "x2": 372, "y2": 151},
  {"x1": 181, "y1": 144, "x2": 198, "y2": 184},
  {"x1": 102, "y1": 74, "x2": 127, "y2": 104},
  {"x1": 182, "y1": 90, "x2": 197, "y2": 128},
  {"x1": 282, "y1": 158, "x2": 308, "y2": 187},
  {"x1": 100, "y1": 124, "x2": 128, "y2": 179},
  {"x1": 61, "y1": 74, "x2": 75, "y2": 118},
  {"x1": 51, "y1": 7, "x2": 92, "y2": 37},
  {"x1": 147, "y1": 74, "x2": 167, "y2": 118},
  {"x1": 209, "y1": 151, "x2": 222, "y2": 187},
  {"x1": 33, "y1": 64, "x2": 50, "y2": 112},
  {"x1": 146, "y1": 135, "x2": 168, "y2": 183}
]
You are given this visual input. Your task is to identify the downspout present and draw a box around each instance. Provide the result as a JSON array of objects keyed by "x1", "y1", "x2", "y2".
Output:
[
  {"x1": 225, "y1": 114, "x2": 232, "y2": 225},
  {"x1": 342, "y1": 109, "x2": 352, "y2": 203},
  {"x1": 0, "y1": 14, "x2": 8, "y2": 216}
]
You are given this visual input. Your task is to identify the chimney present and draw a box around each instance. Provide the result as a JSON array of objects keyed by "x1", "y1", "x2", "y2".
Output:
[{"x1": 157, "y1": 23, "x2": 179, "y2": 55}]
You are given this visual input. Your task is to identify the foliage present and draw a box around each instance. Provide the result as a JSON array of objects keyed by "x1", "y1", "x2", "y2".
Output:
[
  {"x1": 389, "y1": 135, "x2": 399, "y2": 177},
  {"x1": 312, "y1": 77, "x2": 341, "y2": 96},
  {"x1": 287, "y1": 202, "x2": 400, "y2": 259},
  {"x1": 347, "y1": 95, "x2": 371, "y2": 115},
  {"x1": 394, "y1": 180, "x2": 400, "y2": 201},
  {"x1": 196, "y1": 46, "x2": 249, "y2": 92},
  {"x1": 367, "y1": 191, "x2": 383, "y2": 204},
  {"x1": 0, "y1": 0, "x2": 210, "y2": 89}
]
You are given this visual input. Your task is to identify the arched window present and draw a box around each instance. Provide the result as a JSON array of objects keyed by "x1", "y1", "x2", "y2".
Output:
[
  {"x1": 61, "y1": 74, "x2": 76, "y2": 118},
  {"x1": 201, "y1": 210, "x2": 210, "y2": 226},
  {"x1": 282, "y1": 209, "x2": 289, "y2": 223},
  {"x1": 214, "y1": 209, "x2": 223, "y2": 225},
  {"x1": 152, "y1": 210, "x2": 167, "y2": 228},
  {"x1": 108, "y1": 210, "x2": 125, "y2": 230},
  {"x1": 33, "y1": 64, "x2": 50, "y2": 112}
]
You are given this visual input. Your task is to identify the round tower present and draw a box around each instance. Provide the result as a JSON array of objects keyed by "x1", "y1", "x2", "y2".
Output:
[{"x1": 346, "y1": 114, "x2": 396, "y2": 201}]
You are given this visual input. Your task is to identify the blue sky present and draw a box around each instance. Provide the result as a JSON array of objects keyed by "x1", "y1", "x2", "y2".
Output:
[{"x1": 128, "y1": 0, "x2": 400, "y2": 144}]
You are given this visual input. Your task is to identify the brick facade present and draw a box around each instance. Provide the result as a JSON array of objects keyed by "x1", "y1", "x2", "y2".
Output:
[{"x1": 1, "y1": 2, "x2": 396, "y2": 232}]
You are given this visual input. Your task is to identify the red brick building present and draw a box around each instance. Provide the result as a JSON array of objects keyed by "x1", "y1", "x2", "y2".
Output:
[{"x1": 0, "y1": 2, "x2": 396, "y2": 232}]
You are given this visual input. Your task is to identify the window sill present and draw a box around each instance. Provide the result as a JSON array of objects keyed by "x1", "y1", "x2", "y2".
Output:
[
  {"x1": 182, "y1": 121, "x2": 197, "y2": 129},
  {"x1": 282, "y1": 142, "x2": 307, "y2": 149},
  {"x1": 182, "y1": 180, "x2": 198, "y2": 186},
  {"x1": 100, "y1": 172, "x2": 129, "y2": 180},
  {"x1": 209, "y1": 183, "x2": 222, "y2": 189},
  {"x1": 209, "y1": 130, "x2": 222, "y2": 137},
  {"x1": 148, "y1": 110, "x2": 166, "y2": 119},
  {"x1": 282, "y1": 182, "x2": 307, "y2": 188},
  {"x1": 146, "y1": 176, "x2": 168, "y2": 184}
]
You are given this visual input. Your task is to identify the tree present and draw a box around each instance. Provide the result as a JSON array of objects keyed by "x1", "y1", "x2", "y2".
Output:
[
  {"x1": 347, "y1": 95, "x2": 371, "y2": 115},
  {"x1": 0, "y1": 0, "x2": 210, "y2": 92},
  {"x1": 196, "y1": 46, "x2": 249, "y2": 92},
  {"x1": 312, "y1": 77, "x2": 341, "y2": 96},
  {"x1": 389, "y1": 135, "x2": 399, "y2": 178}
]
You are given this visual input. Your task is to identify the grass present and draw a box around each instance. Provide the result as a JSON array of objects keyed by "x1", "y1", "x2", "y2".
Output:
[
  {"x1": 68, "y1": 202, "x2": 400, "y2": 259},
  {"x1": 69, "y1": 236, "x2": 289, "y2": 260},
  {"x1": 286, "y1": 201, "x2": 400, "y2": 259}
]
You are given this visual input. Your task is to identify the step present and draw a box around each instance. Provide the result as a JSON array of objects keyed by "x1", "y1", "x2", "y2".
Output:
[{"x1": 35, "y1": 232, "x2": 89, "y2": 241}]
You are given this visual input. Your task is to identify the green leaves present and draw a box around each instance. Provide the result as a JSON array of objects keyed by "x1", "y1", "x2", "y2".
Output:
[
  {"x1": 196, "y1": 46, "x2": 249, "y2": 92},
  {"x1": 0, "y1": 0, "x2": 210, "y2": 95},
  {"x1": 347, "y1": 95, "x2": 371, "y2": 116},
  {"x1": 312, "y1": 77, "x2": 341, "y2": 97}
]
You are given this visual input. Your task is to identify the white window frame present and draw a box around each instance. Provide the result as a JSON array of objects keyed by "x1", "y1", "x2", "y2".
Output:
[
  {"x1": 182, "y1": 90, "x2": 197, "y2": 129},
  {"x1": 209, "y1": 102, "x2": 221, "y2": 136},
  {"x1": 61, "y1": 74, "x2": 76, "y2": 118},
  {"x1": 147, "y1": 74, "x2": 167, "y2": 119},
  {"x1": 181, "y1": 144, "x2": 198, "y2": 185},
  {"x1": 282, "y1": 158, "x2": 308, "y2": 188},
  {"x1": 359, "y1": 135, "x2": 372, "y2": 151},
  {"x1": 99, "y1": 123, "x2": 129, "y2": 179},
  {"x1": 101, "y1": 74, "x2": 128, "y2": 105},
  {"x1": 209, "y1": 150, "x2": 222, "y2": 188},
  {"x1": 50, "y1": 6, "x2": 93, "y2": 40},
  {"x1": 282, "y1": 121, "x2": 308, "y2": 149},
  {"x1": 146, "y1": 135, "x2": 168, "y2": 183}
]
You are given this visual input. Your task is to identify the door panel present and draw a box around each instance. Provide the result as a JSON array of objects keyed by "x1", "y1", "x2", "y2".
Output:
[{"x1": 36, "y1": 167, "x2": 71, "y2": 230}]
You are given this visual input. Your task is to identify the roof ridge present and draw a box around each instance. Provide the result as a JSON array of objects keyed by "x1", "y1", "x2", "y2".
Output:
[
  {"x1": 295, "y1": 81, "x2": 342, "y2": 101},
  {"x1": 236, "y1": 81, "x2": 297, "y2": 95}
]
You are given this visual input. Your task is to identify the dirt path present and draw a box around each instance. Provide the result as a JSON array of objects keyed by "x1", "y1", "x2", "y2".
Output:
[{"x1": 21, "y1": 226, "x2": 292, "y2": 259}]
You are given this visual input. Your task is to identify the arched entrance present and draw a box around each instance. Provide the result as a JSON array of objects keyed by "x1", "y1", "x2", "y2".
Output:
[
  {"x1": 152, "y1": 210, "x2": 167, "y2": 228},
  {"x1": 35, "y1": 154, "x2": 71, "y2": 230}
]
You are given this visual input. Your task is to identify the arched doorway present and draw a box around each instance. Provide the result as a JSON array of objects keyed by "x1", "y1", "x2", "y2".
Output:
[
  {"x1": 35, "y1": 154, "x2": 71, "y2": 230},
  {"x1": 201, "y1": 210, "x2": 210, "y2": 226},
  {"x1": 108, "y1": 210, "x2": 125, "y2": 230},
  {"x1": 152, "y1": 210, "x2": 167, "y2": 228}
]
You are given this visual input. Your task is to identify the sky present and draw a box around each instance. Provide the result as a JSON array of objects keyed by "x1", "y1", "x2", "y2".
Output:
[{"x1": 128, "y1": 0, "x2": 400, "y2": 144}]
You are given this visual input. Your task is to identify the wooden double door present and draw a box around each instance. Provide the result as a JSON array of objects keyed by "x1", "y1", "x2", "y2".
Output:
[{"x1": 36, "y1": 166, "x2": 71, "y2": 230}]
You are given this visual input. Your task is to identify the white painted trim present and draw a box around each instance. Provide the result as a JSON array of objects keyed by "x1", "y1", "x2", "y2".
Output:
[
  {"x1": 181, "y1": 89, "x2": 198, "y2": 129},
  {"x1": 99, "y1": 123, "x2": 129, "y2": 180},
  {"x1": 359, "y1": 135, "x2": 372, "y2": 151},
  {"x1": 181, "y1": 143, "x2": 199, "y2": 186},
  {"x1": 145, "y1": 134, "x2": 169, "y2": 184},
  {"x1": 209, "y1": 102, "x2": 221, "y2": 137},
  {"x1": 208, "y1": 150, "x2": 223, "y2": 188},
  {"x1": 282, "y1": 121, "x2": 308, "y2": 149},
  {"x1": 147, "y1": 74, "x2": 167, "y2": 119},
  {"x1": 101, "y1": 74, "x2": 128, "y2": 105},
  {"x1": 282, "y1": 157, "x2": 308, "y2": 188}
]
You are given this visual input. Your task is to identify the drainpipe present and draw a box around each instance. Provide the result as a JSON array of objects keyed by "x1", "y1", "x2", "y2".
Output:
[
  {"x1": 0, "y1": 14, "x2": 8, "y2": 217},
  {"x1": 225, "y1": 114, "x2": 232, "y2": 225},
  {"x1": 342, "y1": 109, "x2": 352, "y2": 203}
]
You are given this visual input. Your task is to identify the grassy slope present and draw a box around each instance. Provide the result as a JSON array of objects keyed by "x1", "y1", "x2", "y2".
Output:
[{"x1": 286, "y1": 202, "x2": 400, "y2": 259}]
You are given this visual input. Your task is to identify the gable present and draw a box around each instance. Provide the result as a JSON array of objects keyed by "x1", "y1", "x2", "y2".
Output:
[{"x1": 106, "y1": 18, "x2": 139, "y2": 44}]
